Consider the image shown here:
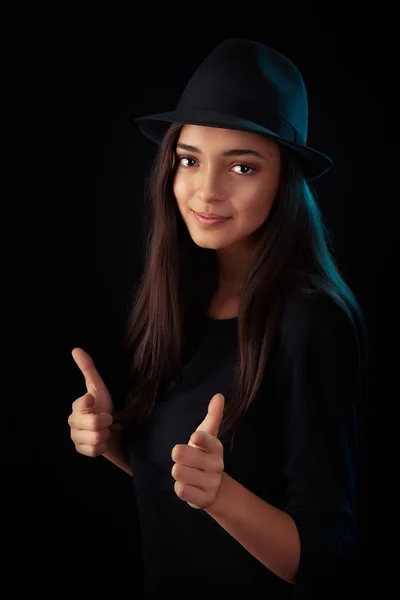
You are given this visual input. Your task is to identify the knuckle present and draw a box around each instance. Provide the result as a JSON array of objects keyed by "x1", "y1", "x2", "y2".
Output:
[
  {"x1": 72, "y1": 414, "x2": 86, "y2": 429},
  {"x1": 174, "y1": 481, "x2": 185, "y2": 498},
  {"x1": 87, "y1": 414, "x2": 98, "y2": 430},
  {"x1": 171, "y1": 445, "x2": 183, "y2": 462},
  {"x1": 171, "y1": 463, "x2": 181, "y2": 479},
  {"x1": 215, "y1": 457, "x2": 224, "y2": 472},
  {"x1": 91, "y1": 431, "x2": 103, "y2": 445}
]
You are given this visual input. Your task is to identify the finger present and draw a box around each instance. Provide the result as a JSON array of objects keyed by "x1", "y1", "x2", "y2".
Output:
[
  {"x1": 68, "y1": 411, "x2": 113, "y2": 431},
  {"x1": 174, "y1": 481, "x2": 210, "y2": 508},
  {"x1": 190, "y1": 431, "x2": 224, "y2": 455},
  {"x1": 72, "y1": 348, "x2": 107, "y2": 396},
  {"x1": 72, "y1": 392, "x2": 95, "y2": 414},
  {"x1": 75, "y1": 443, "x2": 108, "y2": 458},
  {"x1": 71, "y1": 427, "x2": 110, "y2": 447},
  {"x1": 195, "y1": 393, "x2": 225, "y2": 438},
  {"x1": 172, "y1": 463, "x2": 220, "y2": 489},
  {"x1": 172, "y1": 444, "x2": 224, "y2": 472}
]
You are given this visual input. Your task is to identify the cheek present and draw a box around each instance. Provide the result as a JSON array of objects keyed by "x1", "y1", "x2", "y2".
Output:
[
  {"x1": 239, "y1": 189, "x2": 276, "y2": 225},
  {"x1": 173, "y1": 177, "x2": 191, "y2": 207}
]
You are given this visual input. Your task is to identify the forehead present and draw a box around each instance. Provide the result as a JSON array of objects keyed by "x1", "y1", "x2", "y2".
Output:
[{"x1": 177, "y1": 124, "x2": 279, "y2": 155}]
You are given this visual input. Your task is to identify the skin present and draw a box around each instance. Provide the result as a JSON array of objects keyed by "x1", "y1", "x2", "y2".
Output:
[{"x1": 173, "y1": 125, "x2": 282, "y2": 297}]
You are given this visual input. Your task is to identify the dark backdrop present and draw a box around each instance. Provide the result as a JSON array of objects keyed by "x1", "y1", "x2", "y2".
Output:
[
  {"x1": 11, "y1": 14, "x2": 377, "y2": 597},
  {"x1": 68, "y1": 27, "x2": 371, "y2": 596}
]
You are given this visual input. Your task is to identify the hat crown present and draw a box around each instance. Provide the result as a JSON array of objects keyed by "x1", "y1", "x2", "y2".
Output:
[{"x1": 177, "y1": 39, "x2": 309, "y2": 145}]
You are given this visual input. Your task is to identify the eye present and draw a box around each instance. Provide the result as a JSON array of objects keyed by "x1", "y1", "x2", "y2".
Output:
[
  {"x1": 177, "y1": 156, "x2": 197, "y2": 168},
  {"x1": 232, "y1": 164, "x2": 256, "y2": 175}
]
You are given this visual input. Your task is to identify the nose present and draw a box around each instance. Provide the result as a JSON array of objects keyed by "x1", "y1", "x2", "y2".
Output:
[{"x1": 195, "y1": 165, "x2": 226, "y2": 204}]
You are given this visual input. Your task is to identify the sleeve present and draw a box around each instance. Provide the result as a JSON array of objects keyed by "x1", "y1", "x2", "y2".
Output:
[{"x1": 276, "y1": 296, "x2": 363, "y2": 597}]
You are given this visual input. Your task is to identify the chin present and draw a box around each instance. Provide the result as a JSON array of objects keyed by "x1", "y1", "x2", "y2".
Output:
[
  {"x1": 190, "y1": 236, "x2": 223, "y2": 250},
  {"x1": 188, "y1": 230, "x2": 236, "y2": 250}
]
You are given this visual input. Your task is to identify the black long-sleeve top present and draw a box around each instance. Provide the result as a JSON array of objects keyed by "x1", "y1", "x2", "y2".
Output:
[{"x1": 124, "y1": 289, "x2": 364, "y2": 599}]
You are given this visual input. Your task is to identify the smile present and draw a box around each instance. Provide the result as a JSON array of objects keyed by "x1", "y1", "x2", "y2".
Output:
[{"x1": 192, "y1": 211, "x2": 232, "y2": 226}]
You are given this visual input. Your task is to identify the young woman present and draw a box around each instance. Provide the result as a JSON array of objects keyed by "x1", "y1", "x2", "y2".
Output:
[{"x1": 69, "y1": 39, "x2": 367, "y2": 598}]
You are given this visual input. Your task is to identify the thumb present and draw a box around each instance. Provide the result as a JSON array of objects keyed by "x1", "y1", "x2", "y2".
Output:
[
  {"x1": 195, "y1": 393, "x2": 225, "y2": 438},
  {"x1": 72, "y1": 347, "x2": 107, "y2": 398}
]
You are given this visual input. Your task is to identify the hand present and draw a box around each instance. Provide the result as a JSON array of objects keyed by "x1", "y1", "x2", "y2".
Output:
[
  {"x1": 68, "y1": 348, "x2": 114, "y2": 457},
  {"x1": 171, "y1": 393, "x2": 225, "y2": 510}
]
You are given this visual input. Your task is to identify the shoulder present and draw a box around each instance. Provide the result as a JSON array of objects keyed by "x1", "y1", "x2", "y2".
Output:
[
  {"x1": 273, "y1": 287, "x2": 366, "y2": 412},
  {"x1": 277, "y1": 286, "x2": 361, "y2": 360}
]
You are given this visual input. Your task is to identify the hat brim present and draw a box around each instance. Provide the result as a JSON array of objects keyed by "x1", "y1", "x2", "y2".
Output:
[{"x1": 135, "y1": 109, "x2": 333, "y2": 181}]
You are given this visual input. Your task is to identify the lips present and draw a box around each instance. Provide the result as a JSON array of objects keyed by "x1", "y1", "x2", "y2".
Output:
[
  {"x1": 192, "y1": 211, "x2": 232, "y2": 226},
  {"x1": 194, "y1": 211, "x2": 230, "y2": 219}
]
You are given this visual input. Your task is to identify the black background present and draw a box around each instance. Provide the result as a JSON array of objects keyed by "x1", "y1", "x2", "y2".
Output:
[{"x1": 7, "y1": 9, "x2": 385, "y2": 597}]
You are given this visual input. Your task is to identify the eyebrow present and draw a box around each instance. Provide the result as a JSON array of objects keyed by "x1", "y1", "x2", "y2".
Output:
[{"x1": 176, "y1": 143, "x2": 267, "y2": 160}]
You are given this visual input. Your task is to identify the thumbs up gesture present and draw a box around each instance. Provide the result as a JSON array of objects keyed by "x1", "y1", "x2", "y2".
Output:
[
  {"x1": 171, "y1": 393, "x2": 225, "y2": 510},
  {"x1": 68, "y1": 348, "x2": 114, "y2": 457}
]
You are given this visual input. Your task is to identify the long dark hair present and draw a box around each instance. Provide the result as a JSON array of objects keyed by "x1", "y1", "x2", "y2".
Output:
[{"x1": 113, "y1": 122, "x2": 366, "y2": 452}]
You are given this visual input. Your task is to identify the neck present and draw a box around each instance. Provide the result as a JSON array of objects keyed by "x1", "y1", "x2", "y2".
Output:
[{"x1": 216, "y1": 243, "x2": 256, "y2": 296}]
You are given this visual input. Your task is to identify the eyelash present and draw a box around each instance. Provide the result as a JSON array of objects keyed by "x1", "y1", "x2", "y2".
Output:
[{"x1": 176, "y1": 156, "x2": 257, "y2": 175}]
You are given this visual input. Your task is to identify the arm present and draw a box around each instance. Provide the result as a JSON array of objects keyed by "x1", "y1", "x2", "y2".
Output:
[
  {"x1": 102, "y1": 423, "x2": 133, "y2": 476},
  {"x1": 206, "y1": 472, "x2": 300, "y2": 583},
  {"x1": 208, "y1": 296, "x2": 363, "y2": 592},
  {"x1": 278, "y1": 298, "x2": 362, "y2": 593}
]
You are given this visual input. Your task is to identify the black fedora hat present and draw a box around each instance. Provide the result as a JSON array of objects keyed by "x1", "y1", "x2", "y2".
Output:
[{"x1": 135, "y1": 39, "x2": 333, "y2": 181}]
